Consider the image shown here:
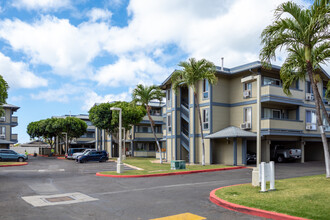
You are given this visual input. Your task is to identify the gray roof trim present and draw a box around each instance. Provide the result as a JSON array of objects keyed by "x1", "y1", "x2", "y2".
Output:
[
  {"x1": 0, "y1": 139, "x2": 15, "y2": 144},
  {"x1": 1, "y1": 104, "x2": 20, "y2": 110},
  {"x1": 205, "y1": 126, "x2": 256, "y2": 139}
]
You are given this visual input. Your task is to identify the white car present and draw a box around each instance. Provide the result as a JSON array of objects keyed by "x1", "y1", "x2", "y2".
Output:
[{"x1": 72, "y1": 149, "x2": 93, "y2": 160}]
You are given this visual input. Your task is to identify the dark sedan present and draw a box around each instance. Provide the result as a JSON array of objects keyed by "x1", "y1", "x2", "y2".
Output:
[{"x1": 76, "y1": 150, "x2": 108, "y2": 163}]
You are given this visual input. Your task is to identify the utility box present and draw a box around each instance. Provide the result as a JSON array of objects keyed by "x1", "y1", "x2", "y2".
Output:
[{"x1": 171, "y1": 160, "x2": 186, "y2": 170}]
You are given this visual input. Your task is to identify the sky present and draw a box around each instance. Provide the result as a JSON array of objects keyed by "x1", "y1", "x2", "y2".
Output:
[{"x1": 0, "y1": 0, "x2": 323, "y2": 144}]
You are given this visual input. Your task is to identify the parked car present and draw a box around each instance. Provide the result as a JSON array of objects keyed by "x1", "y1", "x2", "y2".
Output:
[
  {"x1": 72, "y1": 149, "x2": 93, "y2": 160},
  {"x1": 66, "y1": 148, "x2": 88, "y2": 159},
  {"x1": 0, "y1": 149, "x2": 28, "y2": 162},
  {"x1": 272, "y1": 145, "x2": 302, "y2": 163},
  {"x1": 246, "y1": 151, "x2": 256, "y2": 163},
  {"x1": 77, "y1": 150, "x2": 108, "y2": 163}
]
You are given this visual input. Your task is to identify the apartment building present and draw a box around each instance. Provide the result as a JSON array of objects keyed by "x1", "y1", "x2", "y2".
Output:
[
  {"x1": 127, "y1": 102, "x2": 165, "y2": 158},
  {"x1": 161, "y1": 61, "x2": 329, "y2": 165},
  {"x1": 0, "y1": 104, "x2": 19, "y2": 149}
]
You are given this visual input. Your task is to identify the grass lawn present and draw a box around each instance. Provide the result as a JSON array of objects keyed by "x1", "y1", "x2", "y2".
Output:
[
  {"x1": 101, "y1": 157, "x2": 233, "y2": 175},
  {"x1": 0, "y1": 162, "x2": 26, "y2": 166},
  {"x1": 215, "y1": 174, "x2": 330, "y2": 220}
]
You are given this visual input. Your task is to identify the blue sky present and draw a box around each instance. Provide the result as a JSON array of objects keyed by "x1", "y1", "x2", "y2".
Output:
[{"x1": 0, "y1": 0, "x2": 321, "y2": 144}]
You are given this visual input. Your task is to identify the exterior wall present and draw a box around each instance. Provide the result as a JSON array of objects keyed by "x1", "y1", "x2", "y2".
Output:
[{"x1": 0, "y1": 106, "x2": 19, "y2": 146}]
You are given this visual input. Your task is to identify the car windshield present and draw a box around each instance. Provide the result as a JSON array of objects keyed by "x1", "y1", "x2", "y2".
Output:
[{"x1": 83, "y1": 150, "x2": 92, "y2": 155}]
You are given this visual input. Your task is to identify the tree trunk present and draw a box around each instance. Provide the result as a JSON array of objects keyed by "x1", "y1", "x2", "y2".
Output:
[
  {"x1": 307, "y1": 62, "x2": 330, "y2": 178},
  {"x1": 194, "y1": 92, "x2": 205, "y2": 166},
  {"x1": 147, "y1": 105, "x2": 163, "y2": 164}
]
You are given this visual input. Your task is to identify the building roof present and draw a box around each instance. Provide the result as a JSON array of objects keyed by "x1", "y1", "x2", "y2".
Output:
[
  {"x1": 205, "y1": 126, "x2": 256, "y2": 139},
  {"x1": 0, "y1": 139, "x2": 15, "y2": 144},
  {"x1": 1, "y1": 104, "x2": 20, "y2": 110},
  {"x1": 160, "y1": 60, "x2": 330, "y2": 87},
  {"x1": 21, "y1": 140, "x2": 50, "y2": 147}
]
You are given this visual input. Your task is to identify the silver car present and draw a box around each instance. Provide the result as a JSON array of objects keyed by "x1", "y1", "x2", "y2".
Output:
[{"x1": 72, "y1": 149, "x2": 93, "y2": 160}]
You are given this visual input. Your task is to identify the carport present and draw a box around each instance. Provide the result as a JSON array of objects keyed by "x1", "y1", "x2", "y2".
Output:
[{"x1": 206, "y1": 126, "x2": 256, "y2": 165}]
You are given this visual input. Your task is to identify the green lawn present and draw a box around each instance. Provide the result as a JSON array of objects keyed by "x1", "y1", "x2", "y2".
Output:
[
  {"x1": 215, "y1": 175, "x2": 330, "y2": 220},
  {"x1": 0, "y1": 162, "x2": 26, "y2": 166},
  {"x1": 101, "y1": 157, "x2": 233, "y2": 175}
]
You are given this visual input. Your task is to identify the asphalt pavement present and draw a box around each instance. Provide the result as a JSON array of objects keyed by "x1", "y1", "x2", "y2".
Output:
[{"x1": 0, "y1": 156, "x2": 326, "y2": 220}]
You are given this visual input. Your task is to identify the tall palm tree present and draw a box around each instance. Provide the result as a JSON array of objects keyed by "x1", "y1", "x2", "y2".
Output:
[
  {"x1": 132, "y1": 84, "x2": 165, "y2": 164},
  {"x1": 260, "y1": 0, "x2": 330, "y2": 177},
  {"x1": 171, "y1": 58, "x2": 217, "y2": 166}
]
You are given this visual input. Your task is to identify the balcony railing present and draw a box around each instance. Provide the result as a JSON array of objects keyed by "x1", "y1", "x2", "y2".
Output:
[
  {"x1": 11, "y1": 116, "x2": 18, "y2": 123},
  {"x1": 180, "y1": 104, "x2": 189, "y2": 122},
  {"x1": 261, "y1": 119, "x2": 303, "y2": 131},
  {"x1": 261, "y1": 85, "x2": 304, "y2": 100}
]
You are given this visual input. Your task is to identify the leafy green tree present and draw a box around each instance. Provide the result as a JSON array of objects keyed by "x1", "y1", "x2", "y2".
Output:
[
  {"x1": 27, "y1": 121, "x2": 43, "y2": 139},
  {"x1": 132, "y1": 84, "x2": 165, "y2": 163},
  {"x1": 260, "y1": 0, "x2": 330, "y2": 177},
  {"x1": 0, "y1": 75, "x2": 9, "y2": 115},
  {"x1": 62, "y1": 117, "x2": 88, "y2": 143},
  {"x1": 89, "y1": 101, "x2": 146, "y2": 133},
  {"x1": 171, "y1": 58, "x2": 217, "y2": 165}
]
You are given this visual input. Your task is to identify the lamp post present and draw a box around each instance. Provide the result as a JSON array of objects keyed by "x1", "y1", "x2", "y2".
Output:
[{"x1": 110, "y1": 107, "x2": 124, "y2": 173}]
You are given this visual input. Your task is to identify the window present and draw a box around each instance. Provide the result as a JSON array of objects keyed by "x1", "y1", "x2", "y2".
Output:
[
  {"x1": 306, "y1": 81, "x2": 313, "y2": 94},
  {"x1": 167, "y1": 115, "x2": 171, "y2": 132},
  {"x1": 306, "y1": 110, "x2": 317, "y2": 130},
  {"x1": 85, "y1": 121, "x2": 92, "y2": 126},
  {"x1": 263, "y1": 77, "x2": 281, "y2": 86},
  {"x1": 150, "y1": 108, "x2": 161, "y2": 116},
  {"x1": 272, "y1": 109, "x2": 281, "y2": 119},
  {"x1": 323, "y1": 113, "x2": 330, "y2": 131},
  {"x1": 243, "y1": 108, "x2": 252, "y2": 123},
  {"x1": 203, "y1": 79, "x2": 209, "y2": 99},
  {"x1": 167, "y1": 89, "x2": 171, "y2": 107},
  {"x1": 0, "y1": 127, "x2": 5, "y2": 134},
  {"x1": 136, "y1": 143, "x2": 146, "y2": 151},
  {"x1": 149, "y1": 143, "x2": 156, "y2": 151},
  {"x1": 244, "y1": 82, "x2": 252, "y2": 91},
  {"x1": 203, "y1": 109, "x2": 209, "y2": 130}
]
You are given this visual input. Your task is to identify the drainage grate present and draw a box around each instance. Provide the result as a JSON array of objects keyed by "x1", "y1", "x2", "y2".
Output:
[{"x1": 45, "y1": 196, "x2": 74, "y2": 203}]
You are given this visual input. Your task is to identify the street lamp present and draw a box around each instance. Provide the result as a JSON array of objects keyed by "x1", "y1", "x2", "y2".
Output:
[{"x1": 110, "y1": 107, "x2": 124, "y2": 173}]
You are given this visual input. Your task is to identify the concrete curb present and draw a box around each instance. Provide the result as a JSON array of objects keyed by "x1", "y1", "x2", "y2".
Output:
[
  {"x1": 96, "y1": 166, "x2": 246, "y2": 178},
  {"x1": 209, "y1": 185, "x2": 309, "y2": 220},
  {"x1": 56, "y1": 157, "x2": 66, "y2": 160},
  {"x1": 0, "y1": 162, "x2": 28, "y2": 167}
]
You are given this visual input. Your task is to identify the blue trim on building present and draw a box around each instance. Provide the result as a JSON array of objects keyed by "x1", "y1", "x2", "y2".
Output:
[
  {"x1": 261, "y1": 118, "x2": 303, "y2": 122},
  {"x1": 174, "y1": 88, "x2": 177, "y2": 160},
  {"x1": 192, "y1": 89, "x2": 196, "y2": 164}
]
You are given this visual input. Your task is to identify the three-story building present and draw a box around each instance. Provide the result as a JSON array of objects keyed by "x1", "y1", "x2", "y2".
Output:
[
  {"x1": 0, "y1": 104, "x2": 19, "y2": 149},
  {"x1": 161, "y1": 61, "x2": 329, "y2": 165}
]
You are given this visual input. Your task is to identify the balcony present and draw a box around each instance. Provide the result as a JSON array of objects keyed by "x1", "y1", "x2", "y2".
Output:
[
  {"x1": 261, "y1": 85, "x2": 304, "y2": 104},
  {"x1": 261, "y1": 119, "x2": 304, "y2": 131},
  {"x1": 11, "y1": 134, "x2": 18, "y2": 141}
]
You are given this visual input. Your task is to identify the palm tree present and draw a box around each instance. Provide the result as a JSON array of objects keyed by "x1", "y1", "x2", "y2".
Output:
[
  {"x1": 260, "y1": 0, "x2": 330, "y2": 177},
  {"x1": 132, "y1": 84, "x2": 165, "y2": 164},
  {"x1": 171, "y1": 58, "x2": 217, "y2": 165}
]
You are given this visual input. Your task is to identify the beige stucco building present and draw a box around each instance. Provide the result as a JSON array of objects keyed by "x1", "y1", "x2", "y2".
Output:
[
  {"x1": 161, "y1": 61, "x2": 330, "y2": 165},
  {"x1": 0, "y1": 104, "x2": 19, "y2": 149}
]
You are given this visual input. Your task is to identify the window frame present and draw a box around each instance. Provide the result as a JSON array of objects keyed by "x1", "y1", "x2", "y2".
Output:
[
  {"x1": 202, "y1": 79, "x2": 209, "y2": 99},
  {"x1": 167, "y1": 115, "x2": 172, "y2": 133},
  {"x1": 202, "y1": 109, "x2": 209, "y2": 130},
  {"x1": 243, "y1": 107, "x2": 252, "y2": 123}
]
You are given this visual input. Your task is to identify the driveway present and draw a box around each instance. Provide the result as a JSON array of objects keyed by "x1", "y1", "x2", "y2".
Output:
[{"x1": 0, "y1": 157, "x2": 326, "y2": 220}]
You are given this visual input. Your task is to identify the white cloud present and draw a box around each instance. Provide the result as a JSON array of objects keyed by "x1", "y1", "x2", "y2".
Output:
[
  {"x1": 87, "y1": 8, "x2": 112, "y2": 23},
  {"x1": 94, "y1": 55, "x2": 169, "y2": 87},
  {"x1": 82, "y1": 90, "x2": 131, "y2": 111},
  {"x1": 12, "y1": 0, "x2": 71, "y2": 11},
  {"x1": 0, "y1": 16, "x2": 109, "y2": 78},
  {"x1": 30, "y1": 84, "x2": 81, "y2": 102},
  {"x1": 0, "y1": 52, "x2": 47, "y2": 89}
]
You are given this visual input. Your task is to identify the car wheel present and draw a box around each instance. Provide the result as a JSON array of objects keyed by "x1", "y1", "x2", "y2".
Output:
[
  {"x1": 277, "y1": 155, "x2": 284, "y2": 163},
  {"x1": 18, "y1": 157, "x2": 24, "y2": 162},
  {"x1": 80, "y1": 159, "x2": 86, "y2": 163}
]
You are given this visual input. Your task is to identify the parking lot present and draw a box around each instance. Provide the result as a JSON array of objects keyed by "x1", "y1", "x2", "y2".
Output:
[{"x1": 0, "y1": 156, "x2": 326, "y2": 220}]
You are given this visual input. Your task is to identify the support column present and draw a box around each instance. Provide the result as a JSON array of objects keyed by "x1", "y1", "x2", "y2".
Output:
[
  {"x1": 233, "y1": 138, "x2": 237, "y2": 166},
  {"x1": 95, "y1": 128, "x2": 98, "y2": 150},
  {"x1": 301, "y1": 140, "x2": 305, "y2": 163},
  {"x1": 242, "y1": 138, "x2": 247, "y2": 165}
]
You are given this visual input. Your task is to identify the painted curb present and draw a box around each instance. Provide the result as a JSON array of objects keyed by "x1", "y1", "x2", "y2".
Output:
[
  {"x1": 0, "y1": 162, "x2": 28, "y2": 167},
  {"x1": 56, "y1": 157, "x2": 66, "y2": 160},
  {"x1": 96, "y1": 166, "x2": 246, "y2": 178},
  {"x1": 209, "y1": 185, "x2": 309, "y2": 220}
]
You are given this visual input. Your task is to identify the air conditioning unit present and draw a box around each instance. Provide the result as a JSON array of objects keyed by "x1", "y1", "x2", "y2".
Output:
[
  {"x1": 305, "y1": 93, "x2": 314, "y2": 101},
  {"x1": 0, "y1": 134, "x2": 5, "y2": 139},
  {"x1": 0, "y1": 117, "x2": 5, "y2": 122},
  {"x1": 306, "y1": 123, "x2": 313, "y2": 130},
  {"x1": 243, "y1": 90, "x2": 251, "y2": 98},
  {"x1": 240, "y1": 122, "x2": 251, "y2": 130}
]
